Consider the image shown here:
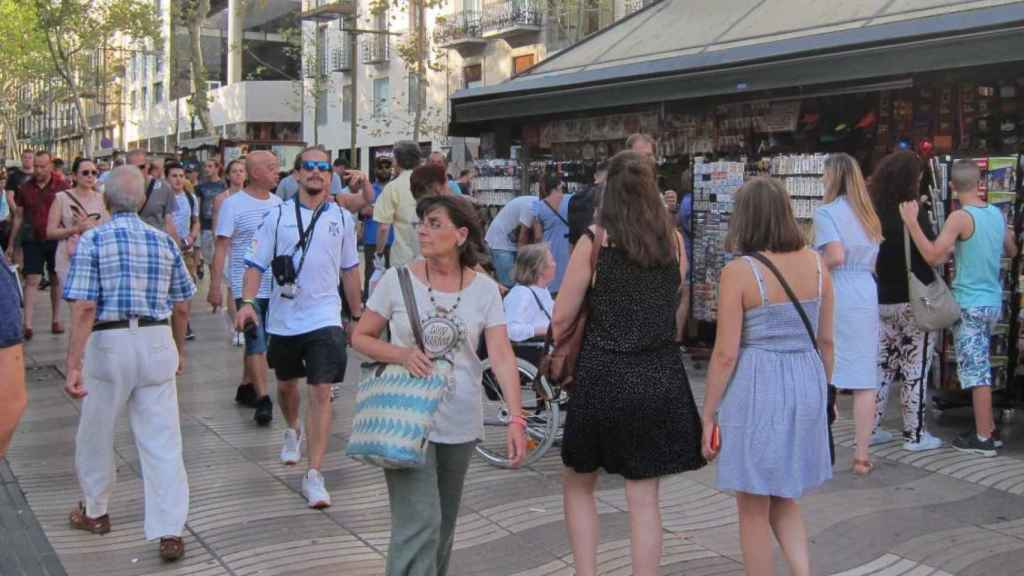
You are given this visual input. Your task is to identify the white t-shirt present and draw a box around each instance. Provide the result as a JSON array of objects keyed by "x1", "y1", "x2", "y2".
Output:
[
  {"x1": 366, "y1": 265, "x2": 506, "y2": 444},
  {"x1": 245, "y1": 197, "x2": 360, "y2": 336},
  {"x1": 216, "y1": 190, "x2": 281, "y2": 298},
  {"x1": 173, "y1": 192, "x2": 194, "y2": 240},
  {"x1": 484, "y1": 195, "x2": 537, "y2": 252},
  {"x1": 503, "y1": 284, "x2": 553, "y2": 342}
]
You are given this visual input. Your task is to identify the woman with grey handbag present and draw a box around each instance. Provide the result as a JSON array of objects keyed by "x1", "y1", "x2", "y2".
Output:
[
  {"x1": 869, "y1": 151, "x2": 943, "y2": 452},
  {"x1": 351, "y1": 194, "x2": 527, "y2": 576}
]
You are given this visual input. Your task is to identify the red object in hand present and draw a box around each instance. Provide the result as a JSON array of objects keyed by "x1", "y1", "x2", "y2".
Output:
[{"x1": 710, "y1": 424, "x2": 721, "y2": 452}]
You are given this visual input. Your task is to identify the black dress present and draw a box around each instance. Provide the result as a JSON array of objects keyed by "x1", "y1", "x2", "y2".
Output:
[{"x1": 561, "y1": 245, "x2": 706, "y2": 479}]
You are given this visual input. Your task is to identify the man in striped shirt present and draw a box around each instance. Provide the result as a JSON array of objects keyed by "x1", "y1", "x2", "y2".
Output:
[
  {"x1": 208, "y1": 151, "x2": 281, "y2": 425},
  {"x1": 63, "y1": 166, "x2": 195, "y2": 562}
]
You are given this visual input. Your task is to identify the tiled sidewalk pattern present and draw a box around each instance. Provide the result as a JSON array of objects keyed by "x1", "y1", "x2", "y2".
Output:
[{"x1": 5, "y1": 299, "x2": 1024, "y2": 575}]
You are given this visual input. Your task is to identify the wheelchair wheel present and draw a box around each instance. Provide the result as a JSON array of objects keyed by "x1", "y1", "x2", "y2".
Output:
[{"x1": 476, "y1": 356, "x2": 559, "y2": 468}]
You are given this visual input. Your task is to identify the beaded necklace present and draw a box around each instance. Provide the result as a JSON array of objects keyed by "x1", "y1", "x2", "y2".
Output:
[{"x1": 424, "y1": 261, "x2": 464, "y2": 314}]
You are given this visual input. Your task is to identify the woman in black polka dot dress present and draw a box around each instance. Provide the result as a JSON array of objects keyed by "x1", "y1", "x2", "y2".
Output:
[{"x1": 553, "y1": 150, "x2": 705, "y2": 576}]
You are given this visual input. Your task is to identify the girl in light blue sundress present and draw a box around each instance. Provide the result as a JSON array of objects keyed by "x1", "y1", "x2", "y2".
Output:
[
  {"x1": 813, "y1": 153, "x2": 882, "y2": 476},
  {"x1": 702, "y1": 177, "x2": 834, "y2": 576}
]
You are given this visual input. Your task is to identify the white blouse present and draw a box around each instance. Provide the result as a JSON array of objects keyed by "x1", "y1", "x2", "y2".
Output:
[{"x1": 503, "y1": 285, "x2": 554, "y2": 342}]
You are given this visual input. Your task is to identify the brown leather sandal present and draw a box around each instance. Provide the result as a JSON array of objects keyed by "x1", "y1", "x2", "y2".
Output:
[
  {"x1": 852, "y1": 458, "x2": 874, "y2": 476},
  {"x1": 69, "y1": 502, "x2": 110, "y2": 535},
  {"x1": 159, "y1": 536, "x2": 185, "y2": 562}
]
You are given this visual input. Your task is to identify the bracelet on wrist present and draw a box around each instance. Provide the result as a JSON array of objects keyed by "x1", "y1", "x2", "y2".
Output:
[{"x1": 241, "y1": 298, "x2": 258, "y2": 309}]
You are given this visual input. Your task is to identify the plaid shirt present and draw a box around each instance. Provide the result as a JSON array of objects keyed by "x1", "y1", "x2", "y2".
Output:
[{"x1": 64, "y1": 212, "x2": 196, "y2": 321}]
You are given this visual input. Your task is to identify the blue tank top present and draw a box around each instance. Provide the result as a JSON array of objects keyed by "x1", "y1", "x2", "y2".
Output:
[{"x1": 953, "y1": 204, "x2": 1004, "y2": 309}]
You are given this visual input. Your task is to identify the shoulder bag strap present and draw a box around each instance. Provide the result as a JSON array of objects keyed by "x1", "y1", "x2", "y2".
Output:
[
  {"x1": 139, "y1": 178, "x2": 157, "y2": 214},
  {"x1": 62, "y1": 190, "x2": 89, "y2": 214},
  {"x1": 528, "y1": 287, "x2": 552, "y2": 321},
  {"x1": 745, "y1": 252, "x2": 819, "y2": 352},
  {"x1": 397, "y1": 266, "x2": 426, "y2": 352},
  {"x1": 542, "y1": 196, "x2": 571, "y2": 228},
  {"x1": 589, "y1": 226, "x2": 604, "y2": 284},
  {"x1": 903, "y1": 224, "x2": 914, "y2": 288}
]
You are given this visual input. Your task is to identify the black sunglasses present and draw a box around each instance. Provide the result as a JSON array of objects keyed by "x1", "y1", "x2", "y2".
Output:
[{"x1": 78, "y1": 170, "x2": 98, "y2": 176}]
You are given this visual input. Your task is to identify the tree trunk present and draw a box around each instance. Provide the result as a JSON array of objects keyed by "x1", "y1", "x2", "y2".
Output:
[
  {"x1": 42, "y1": 31, "x2": 94, "y2": 156},
  {"x1": 188, "y1": 0, "x2": 213, "y2": 135},
  {"x1": 412, "y1": 0, "x2": 425, "y2": 143}
]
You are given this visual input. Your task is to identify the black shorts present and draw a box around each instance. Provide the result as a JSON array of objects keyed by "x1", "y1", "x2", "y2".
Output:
[
  {"x1": 22, "y1": 240, "x2": 57, "y2": 276},
  {"x1": 267, "y1": 325, "x2": 347, "y2": 384}
]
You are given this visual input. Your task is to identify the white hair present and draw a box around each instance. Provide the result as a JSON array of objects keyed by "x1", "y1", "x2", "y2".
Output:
[{"x1": 104, "y1": 166, "x2": 146, "y2": 213}]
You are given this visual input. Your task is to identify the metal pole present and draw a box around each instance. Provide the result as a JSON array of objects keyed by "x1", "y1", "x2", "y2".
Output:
[{"x1": 349, "y1": 14, "x2": 358, "y2": 169}]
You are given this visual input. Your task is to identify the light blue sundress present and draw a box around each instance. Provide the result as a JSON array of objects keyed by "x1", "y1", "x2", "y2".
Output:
[
  {"x1": 715, "y1": 255, "x2": 833, "y2": 498},
  {"x1": 813, "y1": 197, "x2": 880, "y2": 390}
]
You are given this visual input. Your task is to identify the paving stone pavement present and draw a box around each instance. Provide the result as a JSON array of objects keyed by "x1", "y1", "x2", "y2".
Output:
[{"x1": 5, "y1": 289, "x2": 1024, "y2": 575}]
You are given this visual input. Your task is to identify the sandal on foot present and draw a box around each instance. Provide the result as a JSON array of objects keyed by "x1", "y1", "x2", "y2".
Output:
[
  {"x1": 852, "y1": 458, "x2": 874, "y2": 476},
  {"x1": 69, "y1": 502, "x2": 110, "y2": 535},
  {"x1": 159, "y1": 536, "x2": 185, "y2": 562}
]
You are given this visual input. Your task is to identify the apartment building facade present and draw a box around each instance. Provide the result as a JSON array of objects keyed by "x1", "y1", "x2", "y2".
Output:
[{"x1": 301, "y1": 0, "x2": 656, "y2": 171}]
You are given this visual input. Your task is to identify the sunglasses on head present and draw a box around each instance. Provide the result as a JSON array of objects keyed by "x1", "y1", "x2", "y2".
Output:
[{"x1": 302, "y1": 160, "x2": 332, "y2": 172}]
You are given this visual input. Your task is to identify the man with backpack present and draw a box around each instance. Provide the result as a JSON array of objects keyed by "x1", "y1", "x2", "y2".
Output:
[
  {"x1": 167, "y1": 162, "x2": 200, "y2": 340},
  {"x1": 127, "y1": 149, "x2": 178, "y2": 241},
  {"x1": 527, "y1": 172, "x2": 573, "y2": 295}
]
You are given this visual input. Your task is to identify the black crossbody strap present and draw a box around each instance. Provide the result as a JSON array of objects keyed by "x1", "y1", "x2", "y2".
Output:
[
  {"x1": 542, "y1": 197, "x2": 570, "y2": 228},
  {"x1": 745, "y1": 252, "x2": 818, "y2": 352},
  {"x1": 397, "y1": 267, "x2": 426, "y2": 352},
  {"x1": 528, "y1": 287, "x2": 551, "y2": 321}
]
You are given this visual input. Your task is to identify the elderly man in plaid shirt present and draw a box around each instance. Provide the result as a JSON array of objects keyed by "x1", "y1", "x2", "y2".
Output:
[{"x1": 62, "y1": 166, "x2": 195, "y2": 562}]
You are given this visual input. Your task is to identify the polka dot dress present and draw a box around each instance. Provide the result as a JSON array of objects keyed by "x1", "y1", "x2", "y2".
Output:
[{"x1": 561, "y1": 246, "x2": 706, "y2": 480}]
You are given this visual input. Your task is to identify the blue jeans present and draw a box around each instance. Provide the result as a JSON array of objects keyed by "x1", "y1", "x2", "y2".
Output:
[
  {"x1": 489, "y1": 248, "x2": 516, "y2": 288},
  {"x1": 235, "y1": 298, "x2": 269, "y2": 356}
]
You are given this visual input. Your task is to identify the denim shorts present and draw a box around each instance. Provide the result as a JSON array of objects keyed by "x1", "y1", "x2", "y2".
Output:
[
  {"x1": 235, "y1": 298, "x2": 270, "y2": 356},
  {"x1": 954, "y1": 306, "x2": 1000, "y2": 389},
  {"x1": 489, "y1": 248, "x2": 516, "y2": 288}
]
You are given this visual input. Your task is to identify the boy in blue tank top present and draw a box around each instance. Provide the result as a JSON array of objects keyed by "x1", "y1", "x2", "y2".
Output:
[{"x1": 900, "y1": 160, "x2": 1017, "y2": 456}]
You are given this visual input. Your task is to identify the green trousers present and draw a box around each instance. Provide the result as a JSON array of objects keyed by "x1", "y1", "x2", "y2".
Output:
[{"x1": 384, "y1": 441, "x2": 475, "y2": 576}]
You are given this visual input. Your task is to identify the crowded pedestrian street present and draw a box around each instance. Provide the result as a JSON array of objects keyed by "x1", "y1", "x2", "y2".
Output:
[{"x1": 4, "y1": 287, "x2": 1024, "y2": 576}]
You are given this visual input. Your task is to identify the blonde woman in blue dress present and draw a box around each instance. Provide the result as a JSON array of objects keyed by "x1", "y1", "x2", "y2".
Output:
[{"x1": 813, "y1": 153, "x2": 883, "y2": 475}]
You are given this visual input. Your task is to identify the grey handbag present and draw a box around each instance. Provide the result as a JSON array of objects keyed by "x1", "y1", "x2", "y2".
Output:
[{"x1": 904, "y1": 227, "x2": 960, "y2": 330}]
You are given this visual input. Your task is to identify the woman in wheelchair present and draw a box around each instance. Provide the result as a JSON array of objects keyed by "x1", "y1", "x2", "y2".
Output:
[{"x1": 503, "y1": 243, "x2": 555, "y2": 352}]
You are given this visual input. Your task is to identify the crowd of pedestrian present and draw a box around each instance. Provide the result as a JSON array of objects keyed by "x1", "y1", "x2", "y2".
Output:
[{"x1": 0, "y1": 132, "x2": 1016, "y2": 576}]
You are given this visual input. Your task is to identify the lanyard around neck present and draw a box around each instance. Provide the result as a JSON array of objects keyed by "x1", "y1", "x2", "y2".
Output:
[{"x1": 292, "y1": 197, "x2": 327, "y2": 280}]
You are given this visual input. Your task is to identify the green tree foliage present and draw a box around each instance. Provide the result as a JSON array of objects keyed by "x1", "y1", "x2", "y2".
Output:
[{"x1": 30, "y1": 0, "x2": 161, "y2": 156}]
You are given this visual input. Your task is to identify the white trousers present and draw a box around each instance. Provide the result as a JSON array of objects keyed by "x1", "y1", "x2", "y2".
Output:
[{"x1": 75, "y1": 323, "x2": 189, "y2": 540}]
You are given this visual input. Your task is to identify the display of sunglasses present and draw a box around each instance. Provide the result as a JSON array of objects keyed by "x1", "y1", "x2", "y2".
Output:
[
  {"x1": 78, "y1": 170, "x2": 98, "y2": 176},
  {"x1": 302, "y1": 160, "x2": 332, "y2": 172}
]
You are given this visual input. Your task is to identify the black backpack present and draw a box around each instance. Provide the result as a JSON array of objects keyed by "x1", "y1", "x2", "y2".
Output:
[{"x1": 567, "y1": 184, "x2": 600, "y2": 246}]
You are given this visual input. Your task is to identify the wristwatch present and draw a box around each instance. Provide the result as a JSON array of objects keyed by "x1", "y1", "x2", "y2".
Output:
[{"x1": 241, "y1": 298, "x2": 258, "y2": 309}]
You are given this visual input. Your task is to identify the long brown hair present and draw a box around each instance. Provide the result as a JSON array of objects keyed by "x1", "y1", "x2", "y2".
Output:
[
  {"x1": 597, "y1": 150, "x2": 678, "y2": 268},
  {"x1": 824, "y1": 153, "x2": 882, "y2": 242},
  {"x1": 726, "y1": 177, "x2": 806, "y2": 254}
]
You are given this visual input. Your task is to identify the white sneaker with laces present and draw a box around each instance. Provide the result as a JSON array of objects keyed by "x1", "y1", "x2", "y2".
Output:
[
  {"x1": 280, "y1": 428, "x2": 302, "y2": 465},
  {"x1": 302, "y1": 469, "x2": 331, "y2": 509},
  {"x1": 870, "y1": 429, "x2": 894, "y2": 446},
  {"x1": 233, "y1": 331, "x2": 244, "y2": 346},
  {"x1": 903, "y1": 431, "x2": 942, "y2": 452}
]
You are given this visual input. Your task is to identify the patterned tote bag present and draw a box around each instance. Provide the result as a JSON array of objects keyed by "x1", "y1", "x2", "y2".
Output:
[{"x1": 345, "y1": 267, "x2": 453, "y2": 469}]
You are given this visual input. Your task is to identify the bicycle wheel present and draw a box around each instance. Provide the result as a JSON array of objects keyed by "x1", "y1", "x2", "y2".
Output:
[{"x1": 476, "y1": 356, "x2": 559, "y2": 468}]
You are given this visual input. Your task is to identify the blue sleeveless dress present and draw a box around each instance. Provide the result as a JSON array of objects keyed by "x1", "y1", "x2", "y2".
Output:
[{"x1": 715, "y1": 255, "x2": 833, "y2": 498}]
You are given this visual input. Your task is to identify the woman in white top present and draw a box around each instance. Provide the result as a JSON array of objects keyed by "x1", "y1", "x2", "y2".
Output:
[
  {"x1": 214, "y1": 159, "x2": 246, "y2": 344},
  {"x1": 504, "y1": 243, "x2": 556, "y2": 342}
]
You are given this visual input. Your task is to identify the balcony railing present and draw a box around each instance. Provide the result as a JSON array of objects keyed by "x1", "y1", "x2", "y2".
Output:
[
  {"x1": 481, "y1": 0, "x2": 542, "y2": 38},
  {"x1": 332, "y1": 45, "x2": 353, "y2": 72},
  {"x1": 435, "y1": 11, "x2": 485, "y2": 47},
  {"x1": 362, "y1": 36, "x2": 389, "y2": 64},
  {"x1": 625, "y1": 0, "x2": 659, "y2": 14}
]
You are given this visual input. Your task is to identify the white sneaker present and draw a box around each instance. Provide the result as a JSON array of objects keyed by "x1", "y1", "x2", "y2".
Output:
[
  {"x1": 232, "y1": 331, "x2": 244, "y2": 347},
  {"x1": 302, "y1": 469, "x2": 331, "y2": 509},
  {"x1": 903, "y1": 431, "x2": 943, "y2": 452},
  {"x1": 280, "y1": 428, "x2": 302, "y2": 465},
  {"x1": 870, "y1": 429, "x2": 894, "y2": 446}
]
